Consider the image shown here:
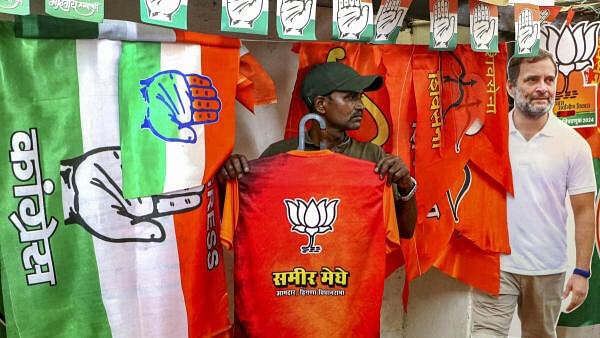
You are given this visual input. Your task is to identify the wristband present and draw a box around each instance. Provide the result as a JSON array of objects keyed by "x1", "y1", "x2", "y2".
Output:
[
  {"x1": 397, "y1": 177, "x2": 417, "y2": 202},
  {"x1": 573, "y1": 268, "x2": 591, "y2": 278}
]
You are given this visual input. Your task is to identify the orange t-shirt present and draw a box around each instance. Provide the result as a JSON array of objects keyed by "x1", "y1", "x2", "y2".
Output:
[{"x1": 221, "y1": 150, "x2": 400, "y2": 337}]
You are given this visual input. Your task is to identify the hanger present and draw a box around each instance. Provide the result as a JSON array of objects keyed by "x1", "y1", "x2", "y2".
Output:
[{"x1": 297, "y1": 113, "x2": 327, "y2": 150}]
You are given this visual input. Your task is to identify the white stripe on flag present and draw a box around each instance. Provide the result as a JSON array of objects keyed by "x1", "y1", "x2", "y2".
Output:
[
  {"x1": 76, "y1": 40, "x2": 188, "y2": 338},
  {"x1": 161, "y1": 43, "x2": 206, "y2": 193}
]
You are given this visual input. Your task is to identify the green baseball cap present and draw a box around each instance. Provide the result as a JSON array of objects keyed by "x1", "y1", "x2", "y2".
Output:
[{"x1": 301, "y1": 62, "x2": 383, "y2": 105}]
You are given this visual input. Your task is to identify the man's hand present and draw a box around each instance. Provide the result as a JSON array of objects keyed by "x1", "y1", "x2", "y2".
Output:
[
  {"x1": 280, "y1": 0, "x2": 313, "y2": 35},
  {"x1": 218, "y1": 154, "x2": 250, "y2": 182},
  {"x1": 227, "y1": 0, "x2": 263, "y2": 28},
  {"x1": 517, "y1": 8, "x2": 538, "y2": 54},
  {"x1": 337, "y1": 0, "x2": 369, "y2": 40},
  {"x1": 562, "y1": 273, "x2": 589, "y2": 312},
  {"x1": 374, "y1": 154, "x2": 413, "y2": 192}
]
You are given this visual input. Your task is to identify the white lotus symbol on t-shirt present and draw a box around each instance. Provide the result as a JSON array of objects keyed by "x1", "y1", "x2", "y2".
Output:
[{"x1": 284, "y1": 197, "x2": 339, "y2": 254}]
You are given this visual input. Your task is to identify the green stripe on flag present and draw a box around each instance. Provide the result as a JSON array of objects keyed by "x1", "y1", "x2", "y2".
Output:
[
  {"x1": 558, "y1": 157, "x2": 600, "y2": 327},
  {"x1": 0, "y1": 22, "x2": 111, "y2": 337},
  {"x1": 119, "y1": 42, "x2": 167, "y2": 198}
]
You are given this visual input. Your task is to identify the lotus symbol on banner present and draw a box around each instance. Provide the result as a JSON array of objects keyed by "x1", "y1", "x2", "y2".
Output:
[
  {"x1": 284, "y1": 197, "x2": 339, "y2": 254},
  {"x1": 541, "y1": 21, "x2": 600, "y2": 97}
]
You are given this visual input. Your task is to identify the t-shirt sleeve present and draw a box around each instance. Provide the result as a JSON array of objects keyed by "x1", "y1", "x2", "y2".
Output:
[
  {"x1": 567, "y1": 138, "x2": 596, "y2": 195},
  {"x1": 383, "y1": 184, "x2": 401, "y2": 253},
  {"x1": 220, "y1": 179, "x2": 239, "y2": 249}
]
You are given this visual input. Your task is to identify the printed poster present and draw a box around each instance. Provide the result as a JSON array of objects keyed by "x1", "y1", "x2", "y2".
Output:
[{"x1": 542, "y1": 21, "x2": 600, "y2": 128}]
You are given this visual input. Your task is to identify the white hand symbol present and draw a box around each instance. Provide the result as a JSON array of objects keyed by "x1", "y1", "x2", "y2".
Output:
[
  {"x1": 517, "y1": 9, "x2": 539, "y2": 54},
  {"x1": 472, "y1": 3, "x2": 496, "y2": 49},
  {"x1": 432, "y1": 0, "x2": 455, "y2": 48},
  {"x1": 337, "y1": 0, "x2": 370, "y2": 40},
  {"x1": 145, "y1": 0, "x2": 182, "y2": 21},
  {"x1": 375, "y1": 0, "x2": 404, "y2": 40},
  {"x1": 280, "y1": 0, "x2": 313, "y2": 35},
  {"x1": 227, "y1": 0, "x2": 263, "y2": 28}
]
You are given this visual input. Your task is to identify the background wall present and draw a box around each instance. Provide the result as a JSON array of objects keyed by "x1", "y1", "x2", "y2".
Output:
[{"x1": 1, "y1": 1, "x2": 599, "y2": 337}]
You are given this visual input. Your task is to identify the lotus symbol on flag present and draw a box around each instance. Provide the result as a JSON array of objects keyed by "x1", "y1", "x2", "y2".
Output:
[
  {"x1": 542, "y1": 21, "x2": 600, "y2": 96},
  {"x1": 284, "y1": 197, "x2": 339, "y2": 254}
]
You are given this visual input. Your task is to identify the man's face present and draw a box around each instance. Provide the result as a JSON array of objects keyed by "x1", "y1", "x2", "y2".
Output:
[
  {"x1": 508, "y1": 58, "x2": 557, "y2": 119},
  {"x1": 321, "y1": 91, "x2": 364, "y2": 131}
]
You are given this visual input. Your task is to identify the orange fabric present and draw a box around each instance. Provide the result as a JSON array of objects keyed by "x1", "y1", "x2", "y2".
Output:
[
  {"x1": 400, "y1": 46, "x2": 510, "y2": 304},
  {"x1": 434, "y1": 232, "x2": 500, "y2": 296},
  {"x1": 220, "y1": 151, "x2": 399, "y2": 337},
  {"x1": 413, "y1": 45, "x2": 512, "y2": 224},
  {"x1": 237, "y1": 50, "x2": 277, "y2": 112},
  {"x1": 173, "y1": 179, "x2": 231, "y2": 337},
  {"x1": 175, "y1": 32, "x2": 277, "y2": 183}
]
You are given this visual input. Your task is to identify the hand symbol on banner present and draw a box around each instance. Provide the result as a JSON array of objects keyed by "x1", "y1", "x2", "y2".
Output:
[
  {"x1": 337, "y1": 0, "x2": 370, "y2": 40},
  {"x1": 472, "y1": 3, "x2": 496, "y2": 49},
  {"x1": 145, "y1": 0, "x2": 182, "y2": 21},
  {"x1": 280, "y1": 0, "x2": 313, "y2": 35},
  {"x1": 227, "y1": 0, "x2": 263, "y2": 28},
  {"x1": 432, "y1": 0, "x2": 455, "y2": 48},
  {"x1": 375, "y1": 0, "x2": 404, "y2": 40},
  {"x1": 60, "y1": 147, "x2": 203, "y2": 243},
  {"x1": 140, "y1": 70, "x2": 221, "y2": 144},
  {"x1": 517, "y1": 9, "x2": 539, "y2": 54}
]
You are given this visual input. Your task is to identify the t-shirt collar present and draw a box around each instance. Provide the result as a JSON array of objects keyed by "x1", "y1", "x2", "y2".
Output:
[{"x1": 509, "y1": 110, "x2": 559, "y2": 138}]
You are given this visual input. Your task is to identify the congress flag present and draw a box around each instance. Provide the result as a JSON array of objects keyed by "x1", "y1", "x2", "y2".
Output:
[{"x1": 0, "y1": 21, "x2": 230, "y2": 338}]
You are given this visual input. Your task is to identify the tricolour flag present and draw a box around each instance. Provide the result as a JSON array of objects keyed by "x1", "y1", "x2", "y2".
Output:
[
  {"x1": 13, "y1": 15, "x2": 277, "y2": 199},
  {"x1": 119, "y1": 31, "x2": 240, "y2": 198},
  {"x1": 0, "y1": 21, "x2": 230, "y2": 338}
]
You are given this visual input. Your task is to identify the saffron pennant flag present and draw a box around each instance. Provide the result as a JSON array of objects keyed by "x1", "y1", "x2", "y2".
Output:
[
  {"x1": 429, "y1": 0, "x2": 458, "y2": 51},
  {"x1": 221, "y1": 0, "x2": 268, "y2": 35},
  {"x1": 403, "y1": 45, "x2": 511, "y2": 299},
  {"x1": 371, "y1": 0, "x2": 412, "y2": 44},
  {"x1": 514, "y1": 3, "x2": 541, "y2": 57},
  {"x1": 469, "y1": 0, "x2": 498, "y2": 53},
  {"x1": 45, "y1": 0, "x2": 104, "y2": 23},
  {"x1": 0, "y1": 21, "x2": 231, "y2": 338},
  {"x1": 276, "y1": 0, "x2": 317, "y2": 40},
  {"x1": 140, "y1": 0, "x2": 187, "y2": 29},
  {"x1": 0, "y1": 0, "x2": 29, "y2": 15},
  {"x1": 332, "y1": 0, "x2": 374, "y2": 42}
]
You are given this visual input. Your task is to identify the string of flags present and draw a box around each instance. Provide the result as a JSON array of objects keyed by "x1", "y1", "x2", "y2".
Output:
[{"x1": 0, "y1": 0, "x2": 592, "y2": 55}]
